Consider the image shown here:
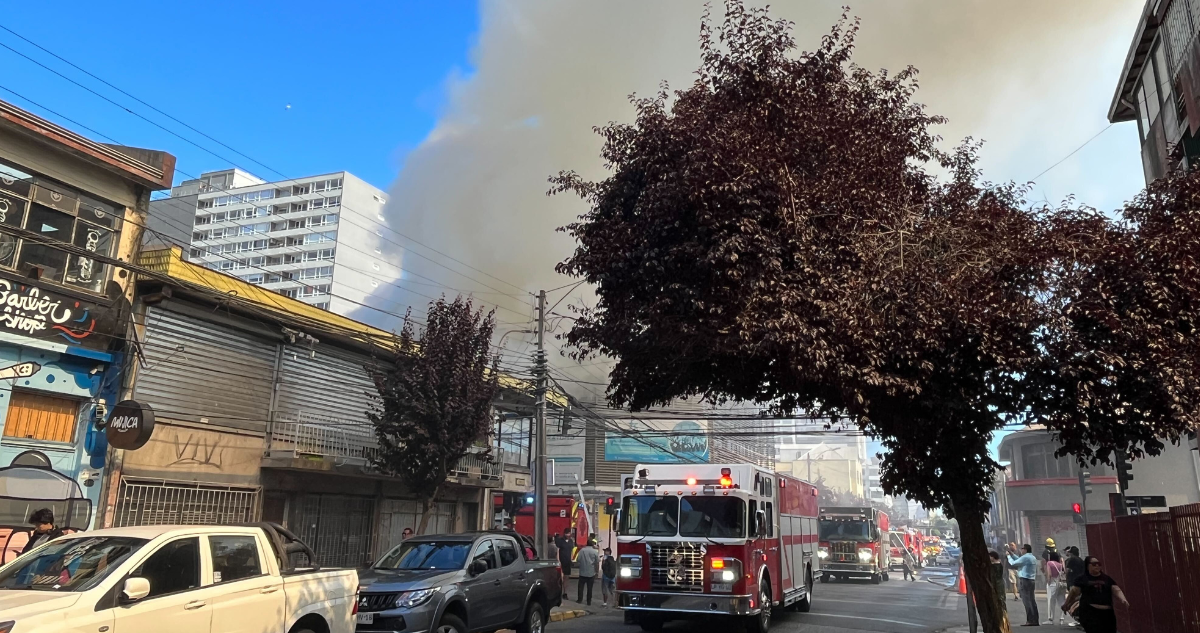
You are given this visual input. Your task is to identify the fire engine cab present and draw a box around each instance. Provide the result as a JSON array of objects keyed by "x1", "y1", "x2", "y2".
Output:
[{"x1": 616, "y1": 463, "x2": 820, "y2": 633}]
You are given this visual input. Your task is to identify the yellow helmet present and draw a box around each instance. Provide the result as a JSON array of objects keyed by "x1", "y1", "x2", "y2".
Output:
[{"x1": 1045, "y1": 538, "x2": 1056, "y2": 547}]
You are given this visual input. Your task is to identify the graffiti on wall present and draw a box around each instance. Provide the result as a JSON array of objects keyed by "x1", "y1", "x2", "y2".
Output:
[
  {"x1": 0, "y1": 361, "x2": 39, "y2": 381},
  {"x1": 0, "y1": 451, "x2": 92, "y2": 564},
  {"x1": 165, "y1": 432, "x2": 225, "y2": 470}
]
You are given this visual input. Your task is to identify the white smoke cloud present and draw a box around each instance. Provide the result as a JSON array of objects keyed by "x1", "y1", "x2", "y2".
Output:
[{"x1": 374, "y1": 0, "x2": 1147, "y2": 391}]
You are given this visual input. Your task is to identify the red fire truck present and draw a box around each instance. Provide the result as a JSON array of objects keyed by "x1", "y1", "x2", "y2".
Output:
[
  {"x1": 817, "y1": 506, "x2": 891, "y2": 583},
  {"x1": 616, "y1": 464, "x2": 820, "y2": 633}
]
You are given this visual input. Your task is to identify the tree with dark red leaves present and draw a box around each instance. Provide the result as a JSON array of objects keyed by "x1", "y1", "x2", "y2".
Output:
[
  {"x1": 551, "y1": 4, "x2": 1052, "y2": 630},
  {"x1": 1030, "y1": 176, "x2": 1200, "y2": 475},
  {"x1": 369, "y1": 296, "x2": 499, "y2": 535}
]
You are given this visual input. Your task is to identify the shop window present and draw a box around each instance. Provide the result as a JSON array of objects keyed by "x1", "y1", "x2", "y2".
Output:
[{"x1": 2, "y1": 391, "x2": 81, "y2": 443}]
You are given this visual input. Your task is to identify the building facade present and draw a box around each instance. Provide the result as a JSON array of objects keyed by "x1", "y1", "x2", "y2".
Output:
[
  {"x1": 996, "y1": 428, "x2": 1119, "y2": 558},
  {"x1": 99, "y1": 248, "x2": 546, "y2": 568},
  {"x1": 0, "y1": 99, "x2": 173, "y2": 561},
  {"x1": 1111, "y1": 0, "x2": 1200, "y2": 182},
  {"x1": 150, "y1": 168, "x2": 395, "y2": 320}
]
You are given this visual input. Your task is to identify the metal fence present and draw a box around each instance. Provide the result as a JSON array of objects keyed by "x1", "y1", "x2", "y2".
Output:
[
  {"x1": 266, "y1": 410, "x2": 379, "y2": 466},
  {"x1": 1085, "y1": 503, "x2": 1200, "y2": 633},
  {"x1": 114, "y1": 478, "x2": 260, "y2": 527},
  {"x1": 448, "y1": 447, "x2": 503, "y2": 481}
]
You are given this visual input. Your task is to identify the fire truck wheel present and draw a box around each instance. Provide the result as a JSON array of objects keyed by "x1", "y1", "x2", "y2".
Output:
[
  {"x1": 870, "y1": 573, "x2": 881, "y2": 584},
  {"x1": 819, "y1": 573, "x2": 829, "y2": 583},
  {"x1": 745, "y1": 582, "x2": 771, "y2": 633},
  {"x1": 882, "y1": 571, "x2": 889, "y2": 581},
  {"x1": 795, "y1": 587, "x2": 812, "y2": 613}
]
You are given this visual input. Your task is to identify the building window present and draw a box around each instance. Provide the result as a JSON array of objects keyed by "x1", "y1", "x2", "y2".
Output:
[
  {"x1": 312, "y1": 178, "x2": 342, "y2": 192},
  {"x1": 2, "y1": 390, "x2": 81, "y2": 443},
  {"x1": 325, "y1": 195, "x2": 341, "y2": 207},
  {"x1": 0, "y1": 164, "x2": 123, "y2": 294},
  {"x1": 298, "y1": 284, "x2": 329, "y2": 298},
  {"x1": 312, "y1": 302, "x2": 329, "y2": 310},
  {"x1": 244, "y1": 273, "x2": 265, "y2": 284},
  {"x1": 1020, "y1": 443, "x2": 1074, "y2": 480}
]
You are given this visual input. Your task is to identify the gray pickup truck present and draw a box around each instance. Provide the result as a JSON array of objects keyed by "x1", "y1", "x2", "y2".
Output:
[{"x1": 356, "y1": 531, "x2": 563, "y2": 633}]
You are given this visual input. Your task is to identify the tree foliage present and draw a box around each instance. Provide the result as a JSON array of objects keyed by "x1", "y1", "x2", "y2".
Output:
[
  {"x1": 369, "y1": 296, "x2": 499, "y2": 534},
  {"x1": 550, "y1": 3, "x2": 1200, "y2": 630}
]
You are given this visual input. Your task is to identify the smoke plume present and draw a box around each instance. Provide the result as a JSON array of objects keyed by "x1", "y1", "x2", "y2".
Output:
[{"x1": 375, "y1": 0, "x2": 1146, "y2": 387}]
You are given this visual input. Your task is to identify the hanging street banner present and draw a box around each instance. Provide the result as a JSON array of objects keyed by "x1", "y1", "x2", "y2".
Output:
[{"x1": 604, "y1": 419, "x2": 710, "y2": 463}]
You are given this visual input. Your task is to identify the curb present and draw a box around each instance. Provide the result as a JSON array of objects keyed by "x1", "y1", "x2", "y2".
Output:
[
  {"x1": 498, "y1": 609, "x2": 588, "y2": 632},
  {"x1": 551, "y1": 609, "x2": 589, "y2": 622}
]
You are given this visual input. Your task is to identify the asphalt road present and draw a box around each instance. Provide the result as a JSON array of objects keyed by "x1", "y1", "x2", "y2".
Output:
[{"x1": 555, "y1": 566, "x2": 971, "y2": 633}]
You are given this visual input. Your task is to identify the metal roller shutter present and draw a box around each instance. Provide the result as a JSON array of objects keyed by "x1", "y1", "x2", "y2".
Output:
[{"x1": 136, "y1": 307, "x2": 277, "y2": 432}]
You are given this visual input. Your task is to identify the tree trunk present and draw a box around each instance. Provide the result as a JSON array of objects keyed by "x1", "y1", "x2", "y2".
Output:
[
  {"x1": 957, "y1": 505, "x2": 1010, "y2": 633},
  {"x1": 416, "y1": 484, "x2": 443, "y2": 535}
]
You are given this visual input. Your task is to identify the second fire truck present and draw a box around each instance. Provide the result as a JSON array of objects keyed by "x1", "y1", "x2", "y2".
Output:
[
  {"x1": 817, "y1": 506, "x2": 891, "y2": 583},
  {"x1": 616, "y1": 463, "x2": 820, "y2": 633}
]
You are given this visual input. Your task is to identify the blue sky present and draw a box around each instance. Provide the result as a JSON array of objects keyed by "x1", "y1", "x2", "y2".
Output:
[{"x1": 0, "y1": 0, "x2": 478, "y2": 190}]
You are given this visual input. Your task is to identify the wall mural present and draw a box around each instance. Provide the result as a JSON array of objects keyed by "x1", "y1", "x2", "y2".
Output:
[
  {"x1": 0, "y1": 452, "x2": 91, "y2": 564},
  {"x1": 0, "y1": 276, "x2": 132, "y2": 354}
]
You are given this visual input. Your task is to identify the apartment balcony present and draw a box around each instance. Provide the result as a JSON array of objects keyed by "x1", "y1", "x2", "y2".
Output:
[{"x1": 262, "y1": 410, "x2": 502, "y2": 485}]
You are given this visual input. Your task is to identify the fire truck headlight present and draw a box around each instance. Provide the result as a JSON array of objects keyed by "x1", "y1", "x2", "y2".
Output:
[
  {"x1": 619, "y1": 555, "x2": 643, "y2": 579},
  {"x1": 720, "y1": 570, "x2": 736, "y2": 582},
  {"x1": 817, "y1": 548, "x2": 829, "y2": 559},
  {"x1": 858, "y1": 549, "x2": 873, "y2": 561}
]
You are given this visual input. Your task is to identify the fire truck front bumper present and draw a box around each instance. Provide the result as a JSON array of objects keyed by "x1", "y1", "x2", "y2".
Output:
[
  {"x1": 821, "y1": 563, "x2": 880, "y2": 577},
  {"x1": 618, "y1": 591, "x2": 758, "y2": 616}
]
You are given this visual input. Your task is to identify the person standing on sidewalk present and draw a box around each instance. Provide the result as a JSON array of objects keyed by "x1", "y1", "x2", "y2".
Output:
[
  {"x1": 1062, "y1": 557, "x2": 1128, "y2": 633},
  {"x1": 1044, "y1": 551, "x2": 1066, "y2": 625},
  {"x1": 575, "y1": 539, "x2": 600, "y2": 606},
  {"x1": 601, "y1": 547, "x2": 617, "y2": 607},
  {"x1": 989, "y1": 551, "x2": 1006, "y2": 600},
  {"x1": 1006, "y1": 542, "x2": 1021, "y2": 601},
  {"x1": 555, "y1": 530, "x2": 574, "y2": 599},
  {"x1": 1007, "y1": 543, "x2": 1040, "y2": 626}
]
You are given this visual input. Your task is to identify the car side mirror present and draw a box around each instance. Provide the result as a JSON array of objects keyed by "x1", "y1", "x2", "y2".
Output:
[
  {"x1": 468, "y1": 560, "x2": 489, "y2": 576},
  {"x1": 121, "y1": 577, "x2": 151, "y2": 603}
]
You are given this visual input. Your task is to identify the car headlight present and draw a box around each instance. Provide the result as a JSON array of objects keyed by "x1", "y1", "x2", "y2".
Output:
[
  {"x1": 720, "y1": 570, "x2": 736, "y2": 582},
  {"x1": 858, "y1": 549, "x2": 873, "y2": 561},
  {"x1": 817, "y1": 548, "x2": 829, "y2": 559},
  {"x1": 396, "y1": 588, "x2": 438, "y2": 608},
  {"x1": 619, "y1": 554, "x2": 643, "y2": 579}
]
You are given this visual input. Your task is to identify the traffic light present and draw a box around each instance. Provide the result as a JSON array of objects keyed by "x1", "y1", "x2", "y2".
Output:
[
  {"x1": 605, "y1": 497, "x2": 617, "y2": 515},
  {"x1": 1072, "y1": 502, "x2": 1085, "y2": 524},
  {"x1": 1079, "y1": 469, "x2": 1092, "y2": 496},
  {"x1": 1115, "y1": 451, "x2": 1134, "y2": 492}
]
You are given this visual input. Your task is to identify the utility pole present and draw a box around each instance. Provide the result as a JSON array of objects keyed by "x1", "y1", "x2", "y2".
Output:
[{"x1": 533, "y1": 290, "x2": 549, "y2": 559}]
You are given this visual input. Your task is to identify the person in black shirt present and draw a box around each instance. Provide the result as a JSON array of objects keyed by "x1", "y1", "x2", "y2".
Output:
[
  {"x1": 555, "y1": 530, "x2": 574, "y2": 599},
  {"x1": 1063, "y1": 546, "x2": 1085, "y2": 587},
  {"x1": 1062, "y1": 557, "x2": 1128, "y2": 633},
  {"x1": 19, "y1": 508, "x2": 64, "y2": 556}
]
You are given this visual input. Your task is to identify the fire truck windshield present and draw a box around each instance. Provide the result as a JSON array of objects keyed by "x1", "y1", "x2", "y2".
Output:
[
  {"x1": 819, "y1": 518, "x2": 874, "y2": 541},
  {"x1": 680, "y1": 497, "x2": 746, "y2": 538},
  {"x1": 619, "y1": 496, "x2": 747, "y2": 538},
  {"x1": 619, "y1": 496, "x2": 679, "y2": 536}
]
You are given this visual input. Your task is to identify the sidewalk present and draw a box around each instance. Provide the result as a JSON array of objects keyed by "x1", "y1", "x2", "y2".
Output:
[{"x1": 943, "y1": 590, "x2": 1076, "y2": 632}]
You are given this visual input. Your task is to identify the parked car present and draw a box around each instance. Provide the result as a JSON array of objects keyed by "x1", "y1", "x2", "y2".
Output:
[
  {"x1": 0, "y1": 522, "x2": 358, "y2": 633},
  {"x1": 935, "y1": 552, "x2": 954, "y2": 566},
  {"x1": 357, "y1": 531, "x2": 563, "y2": 633}
]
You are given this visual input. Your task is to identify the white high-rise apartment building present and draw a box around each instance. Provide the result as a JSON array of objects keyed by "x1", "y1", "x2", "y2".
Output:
[{"x1": 151, "y1": 168, "x2": 399, "y2": 317}]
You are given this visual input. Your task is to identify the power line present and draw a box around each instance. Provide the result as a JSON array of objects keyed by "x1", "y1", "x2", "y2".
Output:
[
  {"x1": 0, "y1": 29, "x2": 529, "y2": 297},
  {"x1": 1026, "y1": 124, "x2": 1115, "y2": 184}
]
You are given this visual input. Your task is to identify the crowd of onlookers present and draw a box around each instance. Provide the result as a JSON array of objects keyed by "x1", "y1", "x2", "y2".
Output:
[{"x1": 991, "y1": 538, "x2": 1128, "y2": 632}]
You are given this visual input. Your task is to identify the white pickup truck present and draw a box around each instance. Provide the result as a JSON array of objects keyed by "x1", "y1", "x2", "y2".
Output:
[{"x1": 0, "y1": 522, "x2": 358, "y2": 633}]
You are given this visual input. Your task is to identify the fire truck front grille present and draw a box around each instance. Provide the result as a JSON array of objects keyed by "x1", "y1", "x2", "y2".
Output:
[
  {"x1": 648, "y1": 543, "x2": 705, "y2": 592},
  {"x1": 830, "y1": 541, "x2": 858, "y2": 563}
]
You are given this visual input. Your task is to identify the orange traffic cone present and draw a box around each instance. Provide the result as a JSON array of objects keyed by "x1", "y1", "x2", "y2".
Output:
[{"x1": 958, "y1": 565, "x2": 967, "y2": 595}]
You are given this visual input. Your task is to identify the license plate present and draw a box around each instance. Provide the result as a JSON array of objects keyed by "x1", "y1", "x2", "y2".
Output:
[
  {"x1": 711, "y1": 583, "x2": 732, "y2": 592},
  {"x1": 356, "y1": 612, "x2": 375, "y2": 624}
]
